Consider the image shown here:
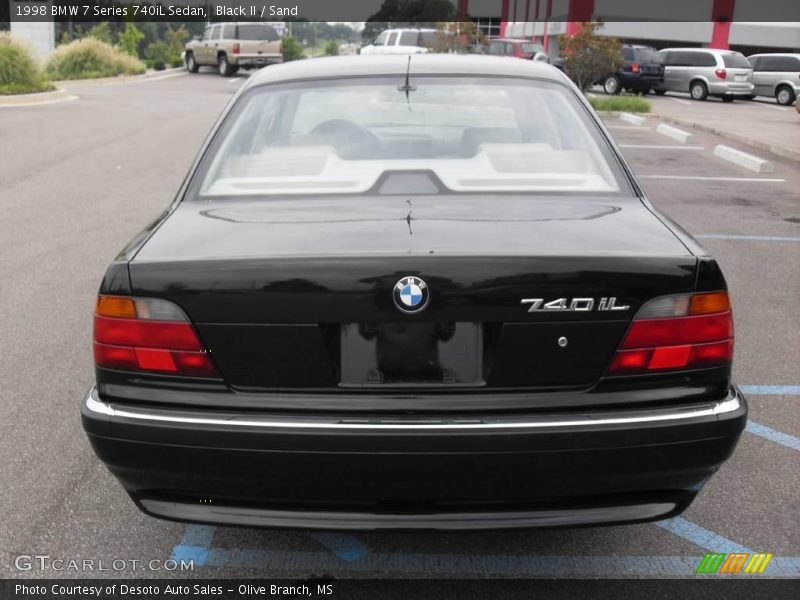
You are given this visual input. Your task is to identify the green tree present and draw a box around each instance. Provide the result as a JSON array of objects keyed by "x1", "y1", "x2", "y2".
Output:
[
  {"x1": 164, "y1": 25, "x2": 190, "y2": 65},
  {"x1": 281, "y1": 36, "x2": 305, "y2": 61},
  {"x1": 86, "y1": 22, "x2": 113, "y2": 45},
  {"x1": 430, "y1": 21, "x2": 486, "y2": 53},
  {"x1": 322, "y1": 40, "x2": 339, "y2": 56},
  {"x1": 559, "y1": 21, "x2": 623, "y2": 91},
  {"x1": 145, "y1": 41, "x2": 170, "y2": 71},
  {"x1": 363, "y1": 0, "x2": 456, "y2": 41},
  {"x1": 118, "y1": 23, "x2": 144, "y2": 57}
]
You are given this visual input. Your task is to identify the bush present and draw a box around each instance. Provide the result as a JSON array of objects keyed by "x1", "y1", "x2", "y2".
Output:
[
  {"x1": 46, "y1": 38, "x2": 145, "y2": 80},
  {"x1": 282, "y1": 36, "x2": 305, "y2": 61},
  {"x1": 588, "y1": 95, "x2": 651, "y2": 113},
  {"x1": 85, "y1": 22, "x2": 114, "y2": 45},
  {"x1": 118, "y1": 23, "x2": 144, "y2": 58},
  {"x1": 164, "y1": 25, "x2": 190, "y2": 61},
  {"x1": 0, "y1": 32, "x2": 54, "y2": 95},
  {"x1": 145, "y1": 41, "x2": 170, "y2": 71},
  {"x1": 322, "y1": 40, "x2": 339, "y2": 56}
]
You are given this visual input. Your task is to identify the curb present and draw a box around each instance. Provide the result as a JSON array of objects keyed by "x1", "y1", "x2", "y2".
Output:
[
  {"x1": 656, "y1": 123, "x2": 693, "y2": 144},
  {"x1": 713, "y1": 144, "x2": 775, "y2": 173},
  {"x1": 0, "y1": 88, "x2": 78, "y2": 107},
  {"x1": 619, "y1": 112, "x2": 647, "y2": 126},
  {"x1": 52, "y1": 67, "x2": 185, "y2": 87},
  {"x1": 651, "y1": 114, "x2": 800, "y2": 163}
]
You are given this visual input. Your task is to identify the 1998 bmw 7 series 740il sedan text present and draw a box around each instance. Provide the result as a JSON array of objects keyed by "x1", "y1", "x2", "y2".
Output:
[{"x1": 82, "y1": 55, "x2": 746, "y2": 530}]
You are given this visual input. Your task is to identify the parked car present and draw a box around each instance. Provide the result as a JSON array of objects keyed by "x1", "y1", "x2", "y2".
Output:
[
  {"x1": 747, "y1": 53, "x2": 800, "y2": 105},
  {"x1": 185, "y1": 22, "x2": 282, "y2": 77},
  {"x1": 598, "y1": 44, "x2": 664, "y2": 95},
  {"x1": 486, "y1": 38, "x2": 546, "y2": 60},
  {"x1": 83, "y1": 55, "x2": 746, "y2": 531},
  {"x1": 653, "y1": 48, "x2": 753, "y2": 101},
  {"x1": 359, "y1": 28, "x2": 438, "y2": 55}
]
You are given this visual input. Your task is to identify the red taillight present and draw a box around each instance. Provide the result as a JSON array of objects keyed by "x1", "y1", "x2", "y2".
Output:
[
  {"x1": 715, "y1": 68, "x2": 727, "y2": 79},
  {"x1": 631, "y1": 62, "x2": 640, "y2": 73},
  {"x1": 607, "y1": 292, "x2": 733, "y2": 375},
  {"x1": 232, "y1": 43, "x2": 240, "y2": 55},
  {"x1": 93, "y1": 295, "x2": 219, "y2": 378}
]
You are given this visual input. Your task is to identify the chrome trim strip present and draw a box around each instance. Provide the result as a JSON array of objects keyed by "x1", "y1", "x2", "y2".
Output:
[
  {"x1": 84, "y1": 387, "x2": 743, "y2": 431},
  {"x1": 140, "y1": 498, "x2": 677, "y2": 530}
]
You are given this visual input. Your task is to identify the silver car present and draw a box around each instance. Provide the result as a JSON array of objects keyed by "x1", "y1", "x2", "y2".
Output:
[
  {"x1": 748, "y1": 53, "x2": 800, "y2": 106},
  {"x1": 654, "y1": 48, "x2": 754, "y2": 102}
]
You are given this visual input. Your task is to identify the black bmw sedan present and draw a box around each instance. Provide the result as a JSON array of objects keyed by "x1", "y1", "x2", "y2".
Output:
[{"x1": 82, "y1": 55, "x2": 746, "y2": 530}]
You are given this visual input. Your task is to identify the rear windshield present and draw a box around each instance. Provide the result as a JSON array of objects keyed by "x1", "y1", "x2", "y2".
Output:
[
  {"x1": 634, "y1": 48, "x2": 661, "y2": 63},
  {"x1": 238, "y1": 24, "x2": 279, "y2": 42},
  {"x1": 722, "y1": 53, "x2": 751, "y2": 68},
  {"x1": 198, "y1": 77, "x2": 624, "y2": 197}
]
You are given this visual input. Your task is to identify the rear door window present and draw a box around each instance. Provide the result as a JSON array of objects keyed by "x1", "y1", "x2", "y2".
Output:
[
  {"x1": 387, "y1": 32, "x2": 399, "y2": 46},
  {"x1": 398, "y1": 31, "x2": 419, "y2": 46},
  {"x1": 222, "y1": 24, "x2": 235, "y2": 40},
  {"x1": 690, "y1": 52, "x2": 717, "y2": 67},
  {"x1": 769, "y1": 56, "x2": 800, "y2": 71}
]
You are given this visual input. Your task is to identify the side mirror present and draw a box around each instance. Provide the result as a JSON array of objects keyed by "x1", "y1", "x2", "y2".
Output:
[
  {"x1": 194, "y1": 35, "x2": 202, "y2": 41},
  {"x1": 533, "y1": 52, "x2": 550, "y2": 63}
]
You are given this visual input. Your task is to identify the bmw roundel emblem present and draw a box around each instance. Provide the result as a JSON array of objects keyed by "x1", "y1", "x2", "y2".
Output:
[{"x1": 393, "y1": 276, "x2": 430, "y2": 314}]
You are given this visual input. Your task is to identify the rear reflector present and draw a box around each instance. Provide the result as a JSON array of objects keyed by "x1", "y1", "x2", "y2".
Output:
[
  {"x1": 94, "y1": 295, "x2": 219, "y2": 378},
  {"x1": 607, "y1": 291, "x2": 733, "y2": 375}
]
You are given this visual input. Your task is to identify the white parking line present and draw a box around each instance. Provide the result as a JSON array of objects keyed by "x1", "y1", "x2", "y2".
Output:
[
  {"x1": 760, "y1": 103, "x2": 787, "y2": 112},
  {"x1": 640, "y1": 175, "x2": 786, "y2": 183},
  {"x1": 618, "y1": 144, "x2": 704, "y2": 150},
  {"x1": 669, "y1": 97, "x2": 692, "y2": 105}
]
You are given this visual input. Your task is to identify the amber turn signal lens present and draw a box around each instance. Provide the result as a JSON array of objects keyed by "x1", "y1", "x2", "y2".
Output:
[
  {"x1": 96, "y1": 295, "x2": 136, "y2": 319},
  {"x1": 689, "y1": 291, "x2": 730, "y2": 315}
]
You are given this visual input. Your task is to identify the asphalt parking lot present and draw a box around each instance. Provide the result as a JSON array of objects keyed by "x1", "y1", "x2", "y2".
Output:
[{"x1": 0, "y1": 70, "x2": 797, "y2": 581}]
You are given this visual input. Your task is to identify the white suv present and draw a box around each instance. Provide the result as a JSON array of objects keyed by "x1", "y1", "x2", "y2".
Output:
[{"x1": 360, "y1": 29, "x2": 438, "y2": 55}]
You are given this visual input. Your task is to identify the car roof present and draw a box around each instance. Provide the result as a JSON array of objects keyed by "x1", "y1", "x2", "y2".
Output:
[
  {"x1": 244, "y1": 54, "x2": 567, "y2": 89},
  {"x1": 748, "y1": 52, "x2": 800, "y2": 58},
  {"x1": 384, "y1": 28, "x2": 437, "y2": 32},
  {"x1": 493, "y1": 38, "x2": 541, "y2": 43},
  {"x1": 660, "y1": 47, "x2": 743, "y2": 55}
]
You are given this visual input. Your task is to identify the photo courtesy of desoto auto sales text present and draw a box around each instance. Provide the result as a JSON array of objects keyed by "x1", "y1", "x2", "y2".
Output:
[{"x1": 1, "y1": 0, "x2": 798, "y2": 598}]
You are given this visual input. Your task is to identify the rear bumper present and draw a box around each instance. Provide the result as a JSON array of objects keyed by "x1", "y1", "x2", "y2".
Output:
[
  {"x1": 82, "y1": 385, "x2": 747, "y2": 530},
  {"x1": 232, "y1": 55, "x2": 282, "y2": 68},
  {"x1": 707, "y1": 81, "x2": 755, "y2": 96}
]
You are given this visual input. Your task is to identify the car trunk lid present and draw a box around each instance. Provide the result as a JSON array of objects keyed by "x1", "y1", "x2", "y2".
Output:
[{"x1": 129, "y1": 197, "x2": 696, "y2": 390}]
